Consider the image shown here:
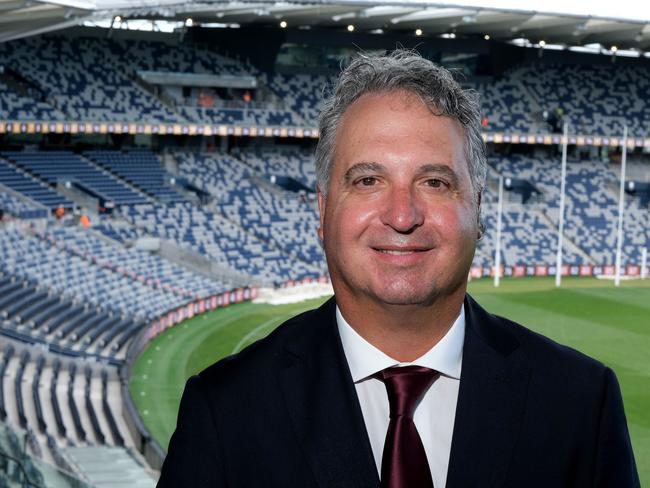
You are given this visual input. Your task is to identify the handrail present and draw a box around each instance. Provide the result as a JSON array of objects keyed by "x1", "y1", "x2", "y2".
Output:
[{"x1": 0, "y1": 450, "x2": 43, "y2": 488}]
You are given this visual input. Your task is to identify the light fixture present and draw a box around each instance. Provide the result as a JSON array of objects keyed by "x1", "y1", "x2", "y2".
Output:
[
  {"x1": 114, "y1": 15, "x2": 122, "y2": 23},
  {"x1": 347, "y1": 24, "x2": 355, "y2": 32},
  {"x1": 611, "y1": 45, "x2": 618, "y2": 52},
  {"x1": 484, "y1": 34, "x2": 490, "y2": 40},
  {"x1": 415, "y1": 28, "x2": 422, "y2": 36},
  {"x1": 449, "y1": 32, "x2": 456, "y2": 39},
  {"x1": 185, "y1": 18, "x2": 193, "y2": 27},
  {"x1": 539, "y1": 40, "x2": 546, "y2": 47},
  {"x1": 280, "y1": 20, "x2": 287, "y2": 28}
]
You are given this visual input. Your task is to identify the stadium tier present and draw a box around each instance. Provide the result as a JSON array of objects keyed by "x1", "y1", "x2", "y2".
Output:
[{"x1": 1, "y1": 34, "x2": 650, "y2": 137}]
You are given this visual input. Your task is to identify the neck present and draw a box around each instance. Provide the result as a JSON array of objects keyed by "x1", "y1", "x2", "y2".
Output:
[{"x1": 336, "y1": 289, "x2": 466, "y2": 362}]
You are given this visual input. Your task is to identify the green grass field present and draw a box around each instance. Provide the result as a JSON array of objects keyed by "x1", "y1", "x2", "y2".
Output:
[{"x1": 129, "y1": 277, "x2": 650, "y2": 483}]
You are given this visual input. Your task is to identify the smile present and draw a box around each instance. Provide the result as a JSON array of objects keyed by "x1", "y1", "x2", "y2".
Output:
[{"x1": 376, "y1": 249, "x2": 425, "y2": 255}]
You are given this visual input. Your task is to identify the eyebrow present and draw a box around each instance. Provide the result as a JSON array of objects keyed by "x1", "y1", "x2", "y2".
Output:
[{"x1": 343, "y1": 162, "x2": 386, "y2": 184}]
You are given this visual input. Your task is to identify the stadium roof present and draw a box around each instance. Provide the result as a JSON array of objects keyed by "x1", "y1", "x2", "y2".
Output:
[{"x1": 1, "y1": 0, "x2": 650, "y2": 53}]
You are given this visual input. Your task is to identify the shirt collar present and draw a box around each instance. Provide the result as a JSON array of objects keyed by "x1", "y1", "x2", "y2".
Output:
[{"x1": 337, "y1": 304, "x2": 465, "y2": 383}]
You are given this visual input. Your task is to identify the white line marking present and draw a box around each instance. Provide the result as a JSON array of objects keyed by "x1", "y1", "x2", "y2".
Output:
[{"x1": 231, "y1": 316, "x2": 285, "y2": 354}]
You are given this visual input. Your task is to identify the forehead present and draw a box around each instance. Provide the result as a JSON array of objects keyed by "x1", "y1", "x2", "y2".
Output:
[{"x1": 332, "y1": 90, "x2": 467, "y2": 175}]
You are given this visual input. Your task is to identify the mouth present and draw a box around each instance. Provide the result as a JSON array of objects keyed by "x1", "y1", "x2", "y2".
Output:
[
  {"x1": 375, "y1": 249, "x2": 426, "y2": 255},
  {"x1": 372, "y1": 246, "x2": 432, "y2": 255}
]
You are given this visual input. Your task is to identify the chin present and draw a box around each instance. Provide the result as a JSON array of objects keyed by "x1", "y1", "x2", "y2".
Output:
[{"x1": 370, "y1": 283, "x2": 440, "y2": 307}]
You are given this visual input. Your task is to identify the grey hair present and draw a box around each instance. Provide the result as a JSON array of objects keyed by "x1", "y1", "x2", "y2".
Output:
[{"x1": 315, "y1": 49, "x2": 487, "y2": 210}]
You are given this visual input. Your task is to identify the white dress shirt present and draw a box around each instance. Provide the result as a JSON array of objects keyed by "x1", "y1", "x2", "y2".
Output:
[{"x1": 336, "y1": 306, "x2": 465, "y2": 488}]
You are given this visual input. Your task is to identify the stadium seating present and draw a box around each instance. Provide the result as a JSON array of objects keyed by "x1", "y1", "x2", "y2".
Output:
[
  {"x1": 486, "y1": 154, "x2": 648, "y2": 266},
  {"x1": 515, "y1": 63, "x2": 650, "y2": 136},
  {"x1": 3, "y1": 151, "x2": 150, "y2": 206},
  {"x1": 266, "y1": 73, "x2": 330, "y2": 125},
  {"x1": 123, "y1": 200, "x2": 323, "y2": 285},
  {"x1": 0, "y1": 190, "x2": 47, "y2": 219},
  {"x1": 178, "y1": 106, "x2": 304, "y2": 126},
  {"x1": 0, "y1": 36, "x2": 183, "y2": 124},
  {"x1": 2, "y1": 35, "x2": 649, "y2": 138},
  {"x1": 472, "y1": 74, "x2": 538, "y2": 133},
  {"x1": 0, "y1": 346, "x2": 11, "y2": 422},
  {"x1": 0, "y1": 157, "x2": 73, "y2": 210},
  {"x1": 84, "y1": 150, "x2": 186, "y2": 203},
  {"x1": 0, "y1": 227, "x2": 185, "y2": 354},
  {"x1": 46, "y1": 226, "x2": 226, "y2": 298},
  {"x1": 100, "y1": 370, "x2": 124, "y2": 447},
  {"x1": 0, "y1": 79, "x2": 65, "y2": 121},
  {"x1": 234, "y1": 146, "x2": 318, "y2": 188},
  {"x1": 1, "y1": 30, "x2": 648, "y2": 484},
  {"x1": 175, "y1": 151, "x2": 325, "y2": 269},
  {"x1": 49, "y1": 359, "x2": 66, "y2": 439}
]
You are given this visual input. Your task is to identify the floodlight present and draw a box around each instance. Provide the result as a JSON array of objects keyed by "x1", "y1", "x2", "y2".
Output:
[
  {"x1": 280, "y1": 20, "x2": 287, "y2": 28},
  {"x1": 415, "y1": 28, "x2": 422, "y2": 36},
  {"x1": 347, "y1": 24, "x2": 355, "y2": 32}
]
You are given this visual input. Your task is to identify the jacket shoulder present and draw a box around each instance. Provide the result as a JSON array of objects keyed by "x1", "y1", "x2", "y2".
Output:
[
  {"x1": 466, "y1": 294, "x2": 608, "y2": 377},
  {"x1": 196, "y1": 299, "x2": 333, "y2": 389}
]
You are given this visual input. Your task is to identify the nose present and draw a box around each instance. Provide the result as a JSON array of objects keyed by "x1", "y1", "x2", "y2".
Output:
[{"x1": 380, "y1": 186, "x2": 425, "y2": 233}]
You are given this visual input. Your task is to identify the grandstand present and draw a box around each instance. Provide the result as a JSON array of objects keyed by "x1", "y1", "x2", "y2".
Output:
[{"x1": 0, "y1": 2, "x2": 649, "y2": 485}]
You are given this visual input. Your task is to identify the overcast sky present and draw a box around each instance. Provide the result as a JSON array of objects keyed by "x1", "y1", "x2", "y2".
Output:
[{"x1": 434, "y1": 0, "x2": 650, "y2": 22}]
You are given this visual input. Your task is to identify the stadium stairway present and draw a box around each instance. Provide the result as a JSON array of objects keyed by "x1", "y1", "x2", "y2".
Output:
[{"x1": 65, "y1": 446, "x2": 156, "y2": 488}]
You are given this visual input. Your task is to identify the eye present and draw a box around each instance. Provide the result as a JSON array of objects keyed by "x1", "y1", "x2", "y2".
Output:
[
  {"x1": 425, "y1": 178, "x2": 446, "y2": 188},
  {"x1": 357, "y1": 176, "x2": 377, "y2": 186}
]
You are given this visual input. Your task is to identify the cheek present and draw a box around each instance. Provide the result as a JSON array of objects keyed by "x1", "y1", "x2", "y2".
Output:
[
  {"x1": 428, "y1": 203, "x2": 478, "y2": 237},
  {"x1": 328, "y1": 202, "x2": 377, "y2": 238}
]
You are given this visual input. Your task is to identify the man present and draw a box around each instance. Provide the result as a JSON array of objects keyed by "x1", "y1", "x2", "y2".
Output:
[{"x1": 158, "y1": 50, "x2": 639, "y2": 487}]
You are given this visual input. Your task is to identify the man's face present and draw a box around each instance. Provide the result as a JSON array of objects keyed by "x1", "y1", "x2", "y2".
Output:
[{"x1": 318, "y1": 90, "x2": 479, "y2": 309}]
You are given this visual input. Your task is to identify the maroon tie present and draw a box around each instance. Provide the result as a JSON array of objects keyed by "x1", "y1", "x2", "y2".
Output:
[{"x1": 380, "y1": 365, "x2": 438, "y2": 488}]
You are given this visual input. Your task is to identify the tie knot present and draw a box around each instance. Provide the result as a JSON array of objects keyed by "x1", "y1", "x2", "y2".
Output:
[{"x1": 380, "y1": 366, "x2": 438, "y2": 419}]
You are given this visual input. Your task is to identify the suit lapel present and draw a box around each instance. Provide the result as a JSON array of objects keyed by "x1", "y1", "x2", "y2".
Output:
[
  {"x1": 278, "y1": 298, "x2": 380, "y2": 488},
  {"x1": 446, "y1": 295, "x2": 531, "y2": 488}
]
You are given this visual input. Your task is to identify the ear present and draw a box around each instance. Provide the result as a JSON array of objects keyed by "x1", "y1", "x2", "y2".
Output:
[{"x1": 317, "y1": 186, "x2": 326, "y2": 242}]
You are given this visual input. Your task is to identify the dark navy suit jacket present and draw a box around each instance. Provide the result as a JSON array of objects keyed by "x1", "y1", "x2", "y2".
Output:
[{"x1": 158, "y1": 295, "x2": 640, "y2": 487}]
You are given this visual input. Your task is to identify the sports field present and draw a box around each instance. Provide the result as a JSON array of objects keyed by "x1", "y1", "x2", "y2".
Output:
[{"x1": 129, "y1": 277, "x2": 650, "y2": 483}]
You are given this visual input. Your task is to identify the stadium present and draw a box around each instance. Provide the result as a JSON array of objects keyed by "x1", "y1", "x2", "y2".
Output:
[{"x1": 0, "y1": 0, "x2": 648, "y2": 485}]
